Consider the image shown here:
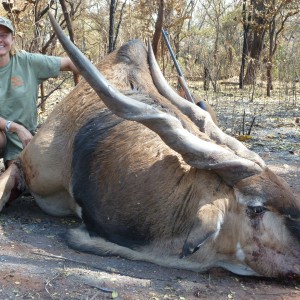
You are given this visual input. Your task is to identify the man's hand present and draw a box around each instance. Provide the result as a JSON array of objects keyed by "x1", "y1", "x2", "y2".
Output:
[{"x1": 10, "y1": 122, "x2": 33, "y2": 148}]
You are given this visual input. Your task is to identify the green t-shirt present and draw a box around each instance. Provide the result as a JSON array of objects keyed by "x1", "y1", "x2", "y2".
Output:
[{"x1": 0, "y1": 51, "x2": 61, "y2": 161}]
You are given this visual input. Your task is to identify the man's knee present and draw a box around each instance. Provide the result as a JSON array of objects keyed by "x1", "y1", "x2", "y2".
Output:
[
  {"x1": 2, "y1": 161, "x2": 25, "y2": 204},
  {"x1": 0, "y1": 131, "x2": 6, "y2": 158}
]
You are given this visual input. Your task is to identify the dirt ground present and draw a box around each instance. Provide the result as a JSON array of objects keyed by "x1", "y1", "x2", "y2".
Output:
[{"x1": 0, "y1": 95, "x2": 299, "y2": 299}]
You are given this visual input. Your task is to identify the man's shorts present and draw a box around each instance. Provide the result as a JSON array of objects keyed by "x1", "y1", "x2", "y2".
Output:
[{"x1": 2, "y1": 132, "x2": 23, "y2": 162}]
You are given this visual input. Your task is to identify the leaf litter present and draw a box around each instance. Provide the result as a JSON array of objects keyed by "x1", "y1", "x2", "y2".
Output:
[{"x1": 0, "y1": 85, "x2": 299, "y2": 299}]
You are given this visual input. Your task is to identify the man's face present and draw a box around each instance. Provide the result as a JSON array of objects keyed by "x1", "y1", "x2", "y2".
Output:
[{"x1": 0, "y1": 25, "x2": 14, "y2": 57}]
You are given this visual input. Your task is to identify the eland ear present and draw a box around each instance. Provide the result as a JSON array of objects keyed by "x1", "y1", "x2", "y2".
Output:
[{"x1": 180, "y1": 203, "x2": 223, "y2": 258}]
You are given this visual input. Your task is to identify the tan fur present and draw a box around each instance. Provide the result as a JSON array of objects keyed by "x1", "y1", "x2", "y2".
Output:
[{"x1": 7, "y1": 38, "x2": 299, "y2": 278}]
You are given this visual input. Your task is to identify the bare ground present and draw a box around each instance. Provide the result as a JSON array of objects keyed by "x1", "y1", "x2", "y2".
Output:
[{"x1": 0, "y1": 93, "x2": 299, "y2": 300}]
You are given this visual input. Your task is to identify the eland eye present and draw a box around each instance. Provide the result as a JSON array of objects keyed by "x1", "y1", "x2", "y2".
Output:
[{"x1": 246, "y1": 205, "x2": 267, "y2": 218}]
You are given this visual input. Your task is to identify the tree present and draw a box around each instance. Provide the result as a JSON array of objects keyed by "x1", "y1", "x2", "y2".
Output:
[
  {"x1": 152, "y1": 0, "x2": 164, "y2": 58},
  {"x1": 2, "y1": 0, "x2": 300, "y2": 100},
  {"x1": 59, "y1": 0, "x2": 80, "y2": 85},
  {"x1": 239, "y1": 0, "x2": 251, "y2": 89},
  {"x1": 108, "y1": 0, "x2": 127, "y2": 53},
  {"x1": 265, "y1": 0, "x2": 299, "y2": 96},
  {"x1": 242, "y1": 0, "x2": 300, "y2": 94},
  {"x1": 243, "y1": 0, "x2": 268, "y2": 85},
  {"x1": 198, "y1": 0, "x2": 233, "y2": 91}
]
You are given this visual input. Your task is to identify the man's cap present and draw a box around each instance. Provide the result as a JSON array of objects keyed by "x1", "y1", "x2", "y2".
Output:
[{"x1": 0, "y1": 16, "x2": 14, "y2": 33}]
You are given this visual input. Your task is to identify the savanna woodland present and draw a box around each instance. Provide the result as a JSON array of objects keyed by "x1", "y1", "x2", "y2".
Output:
[
  {"x1": 0, "y1": 0, "x2": 300, "y2": 299},
  {"x1": 1, "y1": 0, "x2": 300, "y2": 135}
]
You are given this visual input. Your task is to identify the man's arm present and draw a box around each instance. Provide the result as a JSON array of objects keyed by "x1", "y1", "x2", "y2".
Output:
[
  {"x1": 60, "y1": 57, "x2": 79, "y2": 73},
  {"x1": 0, "y1": 117, "x2": 32, "y2": 148}
]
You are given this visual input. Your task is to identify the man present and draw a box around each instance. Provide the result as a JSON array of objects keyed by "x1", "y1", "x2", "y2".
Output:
[{"x1": 0, "y1": 16, "x2": 79, "y2": 208}]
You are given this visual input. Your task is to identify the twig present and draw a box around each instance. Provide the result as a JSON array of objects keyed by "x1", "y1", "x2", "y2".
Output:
[
  {"x1": 85, "y1": 283, "x2": 114, "y2": 294},
  {"x1": 242, "y1": 109, "x2": 246, "y2": 135},
  {"x1": 247, "y1": 116, "x2": 256, "y2": 135},
  {"x1": 45, "y1": 273, "x2": 61, "y2": 299},
  {"x1": 255, "y1": 291, "x2": 300, "y2": 296},
  {"x1": 37, "y1": 76, "x2": 70, "y2": 108}
]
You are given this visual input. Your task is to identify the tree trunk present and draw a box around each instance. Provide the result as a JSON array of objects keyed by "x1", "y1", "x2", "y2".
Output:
[
  {"x1": 59, "y1": 0, "x2": 80, "y2": 85},
  {"x1": 266, "y1": 1, "x2": 275, "y2": 97},
  {"x1": 113, "y1": 0, "x2": 127, "y2": 50},
  {"x1": 203, "y1": 67, "x2": 210, "y2": 91},
  {"x1": 239, "y1": 0, "x2": 250, "y2": 89},
  {"x1": 152, "y1": 0, "x2": 164, "y2": 58},
  {"x1": 108, "y1": 0, "x2": 116, "y2": 53},
  {"x1": 266, "y1": 63, "x2": 272, "y2": 97},
  {"x1": 243, "y1": 0, "x2": 267, "y2": 85}
]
